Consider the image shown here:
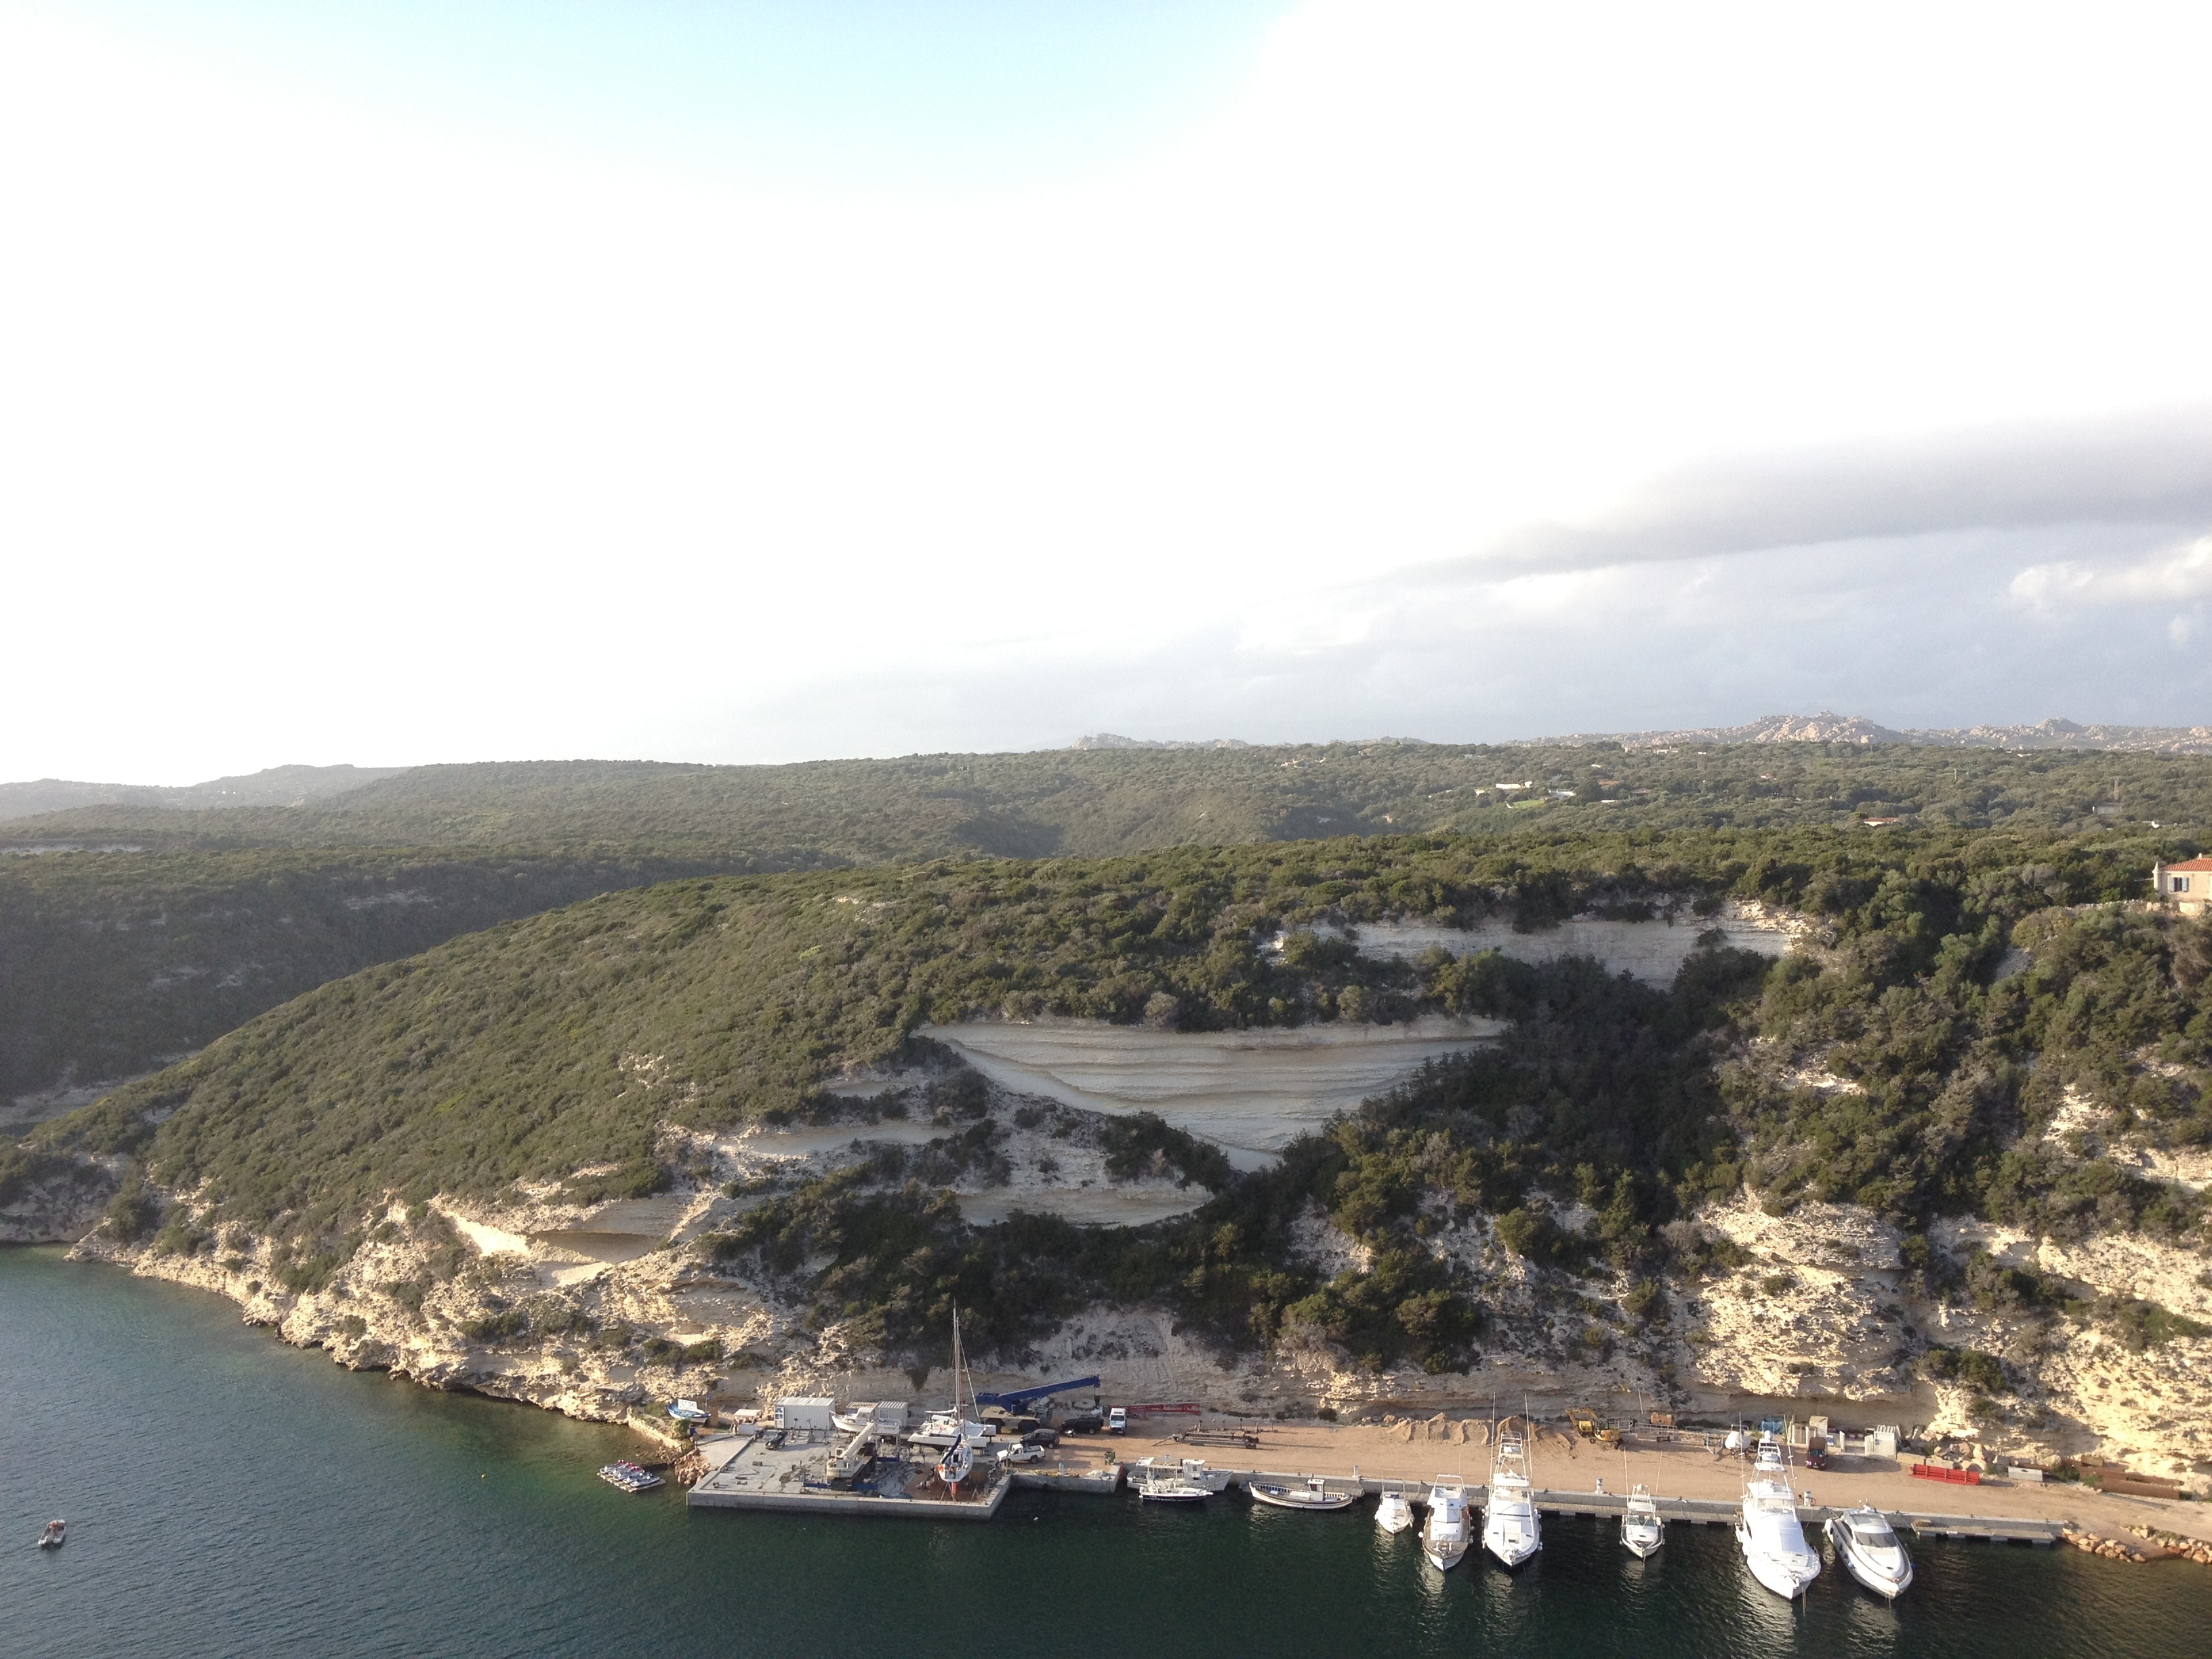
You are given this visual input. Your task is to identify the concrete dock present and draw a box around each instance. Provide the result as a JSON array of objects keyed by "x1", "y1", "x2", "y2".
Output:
[{"x1": 688, "y1": 1429, "x2": 1014, "y2": 1520}]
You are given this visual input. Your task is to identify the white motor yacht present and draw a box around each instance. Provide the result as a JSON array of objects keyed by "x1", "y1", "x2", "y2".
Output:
[
  {"x1": 1422, "y1": 1479, "x2": 1472, "y2": 1571},
  {"x1": 1621, "y1": 1484, "x2": 1664, "y2": 1559},
  {"x1": 1827, "y1": 1504, "x2": 1914, "y2": 1599},
  {"x1": 1736, "y1": 1434, "x2": 1822, "y2": 1599},
  {"x1": 1375, "y1": 1484, "x2": 1416, "y2": 1534},
  {"x1": 1481, "y1": 1425, "x2": 1542, "y2": 1570}
]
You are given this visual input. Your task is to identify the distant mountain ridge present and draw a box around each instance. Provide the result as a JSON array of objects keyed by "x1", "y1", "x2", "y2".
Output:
[
  {"x1": 1541, "y1": 712, "x2": 2212, "y2": 754},
  {"x1": 0, "y1": 764, "x2": 407, "y2": 823}
]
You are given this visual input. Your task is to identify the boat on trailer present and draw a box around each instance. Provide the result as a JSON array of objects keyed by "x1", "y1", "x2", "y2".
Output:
[
  {"x1": 1248, "y1": 1475, "x2": 1360, "y2": 1512},
  {"x1": 1827, "y1": 1503, "x2": 1914, "y2": 1599}
]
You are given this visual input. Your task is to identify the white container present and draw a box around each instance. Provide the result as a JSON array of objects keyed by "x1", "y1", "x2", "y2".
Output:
[{"x1": 775, "y1": 1396, "x2": 836, "y2": 1431}]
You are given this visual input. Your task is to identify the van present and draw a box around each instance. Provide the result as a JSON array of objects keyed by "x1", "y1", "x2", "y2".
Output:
[{"x1": 1106, "y1": 1407, "x2": 1128, "y2": 1435}]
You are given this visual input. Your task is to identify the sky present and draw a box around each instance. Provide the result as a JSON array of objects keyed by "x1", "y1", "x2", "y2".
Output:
[{"x1": 3, "y1": 0, "x2": 2211, "y2": 783}]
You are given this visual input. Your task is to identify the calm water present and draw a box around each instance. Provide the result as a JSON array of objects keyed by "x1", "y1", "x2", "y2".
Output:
[{"x1": 1, "y1": 1249, "x2": 2201, "y2": 1659}]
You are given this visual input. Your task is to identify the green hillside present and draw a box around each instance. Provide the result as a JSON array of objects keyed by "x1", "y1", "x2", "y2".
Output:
[
  {"x1": 6, "y1": 741, "x2": 2207, "y2": 1111},
  {"x1": 11, "y1": 742, "x2": 2212, "y2": 855},
  {"x1": 35, "y1": 823, "x2": 2208, "y2": 1369}
]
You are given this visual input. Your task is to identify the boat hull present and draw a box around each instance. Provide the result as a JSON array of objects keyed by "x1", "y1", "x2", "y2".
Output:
[
  {"x1": 1737, "y1": 1527, "x2": 1820, "y2": 1599},
  {"x1": 1139, "y1": 1486, "x2": 1209, "y2": 1502},
  {"x1": 1250, "y1": 1485, "x2": 1359, "y2": 1512},
  {"x1": 1828, "y1": 1519, "x2": 1913, "y2": 1599},
  {"x1": 1375, "y1": 1495, "x2": 1415, "y2": 1534},
  {"x1": 1622, "y1": 1523, "x2": 1663, "y2": 1559},
  {"x1": 1424, "y1": 1542, "x2": 1469, "y2": 1572}
]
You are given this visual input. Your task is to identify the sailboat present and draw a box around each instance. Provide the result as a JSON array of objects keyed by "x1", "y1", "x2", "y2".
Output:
[
  {"x1": 934, "y1": 1309, "x2": 986, "y2": 1496},
  {"x1": 1827, "y1": 1504, "x2": 1914, "y2": 1599},
  {"x1": 1481, "y1": 1412, "x2": 1541, "y2": 1570},
  {"x1": 1736, "y1": 1433, "x2": 1821, "y2": 1599},
  {"x1": 1422, "y1": 1478, "x2": 1472, "y2": 1571}
]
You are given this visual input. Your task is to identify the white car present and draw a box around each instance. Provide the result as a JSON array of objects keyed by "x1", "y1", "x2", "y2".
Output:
[
  {"x1": 996, "y1": 1443, "x2": 1047, "y2": 1465},
  {"x1": 1107, "y1": 1407, "x2": 1128, "y2": 1435}
]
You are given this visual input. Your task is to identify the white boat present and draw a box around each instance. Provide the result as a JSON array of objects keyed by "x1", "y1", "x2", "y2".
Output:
[
  {"x1": 1375, "y1": 1485, "x2": 1416, "y2": 1534},
  {"x1": 1136, "y1": 1459, "x2": 1212, "y2": 1502},
  {"x1": 1827, "y1": 1504, "x2": 1914, "y2": 1599},
  {"x1": 1736, "y1": 1434, "x2": 1821, "y2": 1599},
  {"x1": 38, "y1": 1519, "x2": 66, "y2": 1549},
  {"x1": 907, "y1": 1412, "x2": 994, "y2": 1450},
  {"x1": 1481, "y1": 1425, "x2": 1541, "y2": 1570},
  {"x1": 1422, "y1": 1478, "x2": 1471, "y2": 1571},
  {"x1": 667, "y1": 1397, "x2": 709, "y2": 1422},
  {"x1": 1249, "y1": 1475, "x2": 1360, "y2": 1511},
  {"x1": 1621, "y1": 1483, "x2": 1664, "y2": 1559},
  {"x1": 935, "y1": 1311, "x2": 983, "y2": 1496}
]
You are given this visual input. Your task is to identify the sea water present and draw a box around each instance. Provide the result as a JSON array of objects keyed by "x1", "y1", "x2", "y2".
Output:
[{"x1": 1, "y1": 1248, "x2": 2200, "y2": 1658}]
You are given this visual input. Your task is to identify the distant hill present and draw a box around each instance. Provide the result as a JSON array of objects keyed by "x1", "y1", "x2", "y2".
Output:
[
  {"x1": 1545, "y1": 712, "x2": 2212, "y2": 753},
  {"x1": 0, "y1": 764, "x2": 407, "y2": 823}
]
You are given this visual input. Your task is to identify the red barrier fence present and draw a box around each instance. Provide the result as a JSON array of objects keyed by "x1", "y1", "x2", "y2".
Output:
[
  {"x1": 1910, "y1": 1463, "x2": 1982, "y2": 1486},
  {"x1": 1131, "y1": 1403, "x2": 1202, "y2": 1416}
]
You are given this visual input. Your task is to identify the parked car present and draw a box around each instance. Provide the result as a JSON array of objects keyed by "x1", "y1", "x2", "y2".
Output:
[
  {"x1": 996, "y1": 1443, "x2": 1048, "y2": 1465},
  {"x1": 1022, "y1": 1428, "x2": 1061, "y2": 1449},
  {"x1": 1058, "y1": 1412, "x2": 1105, "y2": 1435},
  {"x1": 1106, "y1": 1407, "x2": 1128, "y2": 1435},
  {"x1": 1805, "y1": 1433, "x2": 1829, "y2": 1470}
]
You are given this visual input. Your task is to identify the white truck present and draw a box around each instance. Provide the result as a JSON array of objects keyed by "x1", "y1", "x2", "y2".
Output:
[{"x1": 1106, "y1": 1406, "x2": 1128, "y2": 1436}]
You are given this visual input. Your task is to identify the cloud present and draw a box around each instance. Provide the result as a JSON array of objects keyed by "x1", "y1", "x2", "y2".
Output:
[
  {"x1": 2010, "y1": 533, "x2": 2212, "y2": 613},
  {"x1": 1416, "y1": 410, "x2": 2212, "y2": 580}
]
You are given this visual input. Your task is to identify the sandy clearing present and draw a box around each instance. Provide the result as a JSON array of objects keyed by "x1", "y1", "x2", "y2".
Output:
[
  {"x1": 729, "y1": 1121, "x2": 952, "y2": 1159},
  {"x1": 1351, "y1": 901, "x2": 1802, "y2": 987},
  {"x1": 953, "y1": 1187, "x2": 1210, "y2": 1227},
  {"x1": 919, "y1": 1015, "x2": 1504, "y2": 1162}
]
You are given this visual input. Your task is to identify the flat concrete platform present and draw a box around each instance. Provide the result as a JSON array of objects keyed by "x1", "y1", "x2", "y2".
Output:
[{"x1": 688, "y1": 1431, "x2": 1012, "y2": 1521}]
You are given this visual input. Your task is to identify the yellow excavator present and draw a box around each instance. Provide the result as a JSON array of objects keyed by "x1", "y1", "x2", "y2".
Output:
[{"x1": 1567, "y1": 1408, "x2": 1622, "y2": 1447}]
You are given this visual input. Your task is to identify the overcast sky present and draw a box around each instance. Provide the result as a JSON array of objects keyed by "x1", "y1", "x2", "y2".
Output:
[{"x1": 4, "y1": 1, "x2": 2211, "y2": 783}]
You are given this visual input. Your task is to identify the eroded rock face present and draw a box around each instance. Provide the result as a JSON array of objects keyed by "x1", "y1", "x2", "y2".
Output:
[{"x1": 0, "y1": 1164, "x2": 116, "y2": 1244}]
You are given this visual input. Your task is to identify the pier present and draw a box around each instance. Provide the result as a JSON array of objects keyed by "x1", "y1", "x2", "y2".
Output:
[{"x1": 687, "y1": 1429, "x2": 1015, "y2": 1520}]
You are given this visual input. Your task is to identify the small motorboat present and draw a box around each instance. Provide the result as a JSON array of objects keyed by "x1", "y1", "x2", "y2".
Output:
[
  {"x1": 1248, "y1": 1475, "x2": 1360, "y2": 1511},
  {"x1": 1422, "y1": 1479, "x2": 1472, "y2": 1571},
  {"x1": 1827, "y1": 1504, "x2": 1914, "y2": 1599},
  {"x1": 1374, "y1": 1484, "x2": 1416, "y2": 1534},
  {"x1": 38, "y1": 1520, "x2": 66, "y2": 1549},
  {"x1": 597, "y1": 1461, "x2": 664, "y2": 1493},
  {"x1": 1621, "y1": 1484, "x2": 1664, "y2": 1559},
  {"x1": 666, "y1": 1398, "x2": 710, "y2": 1423}
]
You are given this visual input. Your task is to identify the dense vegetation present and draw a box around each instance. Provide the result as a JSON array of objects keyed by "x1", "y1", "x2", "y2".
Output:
[
  {"x1": 7, "y1": 742, "x2": 2207, "y2": 1107},
  {"x1": 0, "y1": 849, "x2": 745, "y2": 1099},
  {"x1": 30, "y1": 816, "x2": 2210, "y2": 1374},
  {"x1": 9, "y1": 742, "x2": 2211, "y2": 856}
]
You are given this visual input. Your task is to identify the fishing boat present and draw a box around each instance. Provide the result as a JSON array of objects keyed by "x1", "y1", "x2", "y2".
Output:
[
  {"x1": 37, "y1": 1520, "x2": 66, "y2": 1549},
  {"x1": 1826, "y1": 1503, "x2": 1914, "y2": 1599},
  {"x1": 935, "y1": 1310, "x2": 982, "y2": 1496},
  {"x1": 1374, "y1": 1483, "x2": 1415, "y2": 1534},
  {"x1": 596, "y1": 1461, "x2": 663, "y2": 1493},
  {"x1": 1248, "y1": 1475, "x2": 1360, "y2": 1511},
  {"x1": 1736, "y1": 1434, "x2": 1821, "y2": 1599},
  {"x1": 1421, "y1": 1478, "x2": 1471, "y2": 1571},
  {"x1": 1621, "y1": 1483, "x2": 1664, "y2": 1559},
  {"x1": 1481, "y1": 1419, "x2": 1542, "y2": 1570}
]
